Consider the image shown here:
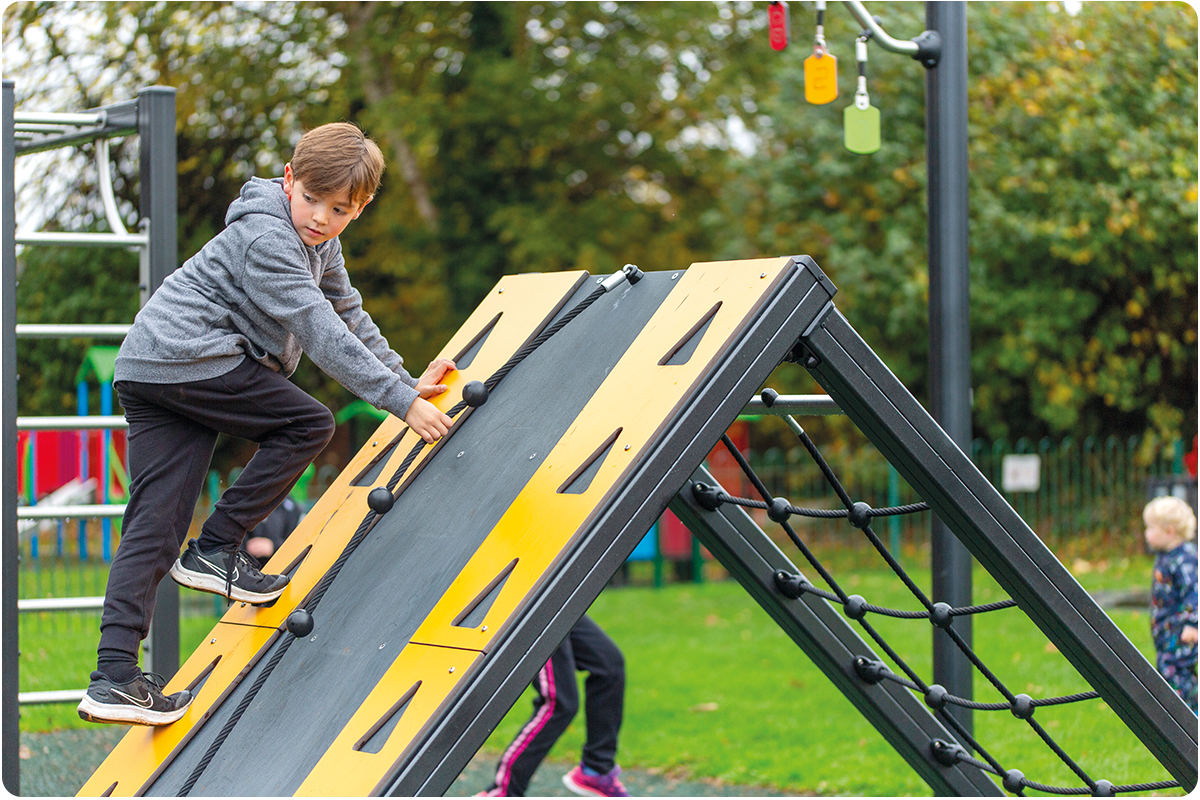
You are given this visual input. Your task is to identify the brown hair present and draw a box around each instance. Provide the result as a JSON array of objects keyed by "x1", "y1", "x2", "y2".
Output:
[{"x1": 290, "y1": 122, "x2": 384, "y2": 207}]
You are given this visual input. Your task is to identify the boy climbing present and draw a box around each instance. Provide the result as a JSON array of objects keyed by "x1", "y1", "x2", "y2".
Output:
[{"x1": 78, "y1": 122, "x2": 455, "y2": 726}]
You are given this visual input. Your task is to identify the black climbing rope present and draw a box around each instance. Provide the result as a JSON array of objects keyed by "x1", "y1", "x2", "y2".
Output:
[{"x1": 705, "y1": 392, "x2": 1181, "y2": 797}]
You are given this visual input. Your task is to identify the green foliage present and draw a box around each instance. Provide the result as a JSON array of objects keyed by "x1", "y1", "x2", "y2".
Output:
[
  {"x1": 4, "y1": 1, "x2": 1195, "y2": 447},
  {"x1": 967, "y1": 2, "x2": 1198, "y2": 442},
  {"x1": 712, "y1": 2, "x2": 1197, "y2": 442}
]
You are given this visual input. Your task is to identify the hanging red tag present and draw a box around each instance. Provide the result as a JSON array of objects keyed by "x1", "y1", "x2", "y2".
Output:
[{"x1": 768, "y1": 1, "x2": 790, "y2": 51}]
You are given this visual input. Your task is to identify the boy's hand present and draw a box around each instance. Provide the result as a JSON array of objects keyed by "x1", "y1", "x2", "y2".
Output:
[
  {"x1": 405, "y1": 397, "x2": 453, "y2": 443},
  {"x1": 416, "y1": 358, "x2": 457, "y2": 399},
  {"x1": 1183, "y1": 625, "x2": 1198, "y2": 646}
]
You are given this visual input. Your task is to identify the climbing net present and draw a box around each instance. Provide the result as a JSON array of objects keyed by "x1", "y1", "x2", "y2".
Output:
[{"x1": 693, "y1": 398, "x2": 1182, "y2": 797}]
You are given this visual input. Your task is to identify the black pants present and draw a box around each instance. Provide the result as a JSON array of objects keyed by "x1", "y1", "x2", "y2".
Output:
[
  {"x1": 99, "y1": 358, "x2": 335, "y2": 658},
  {"x1": 485, "y1": 615, "x2": 625, "y2": 797}
]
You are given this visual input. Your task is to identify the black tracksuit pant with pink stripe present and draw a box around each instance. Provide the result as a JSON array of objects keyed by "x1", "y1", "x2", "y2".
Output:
[{"x1": 485, "y1": 615, "x2": 625, "y2": 797}]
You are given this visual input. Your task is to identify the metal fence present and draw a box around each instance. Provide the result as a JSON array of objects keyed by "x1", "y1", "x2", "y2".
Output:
[{"x1": 17, "y1": 436, "x2": 1195, "y2": 634}]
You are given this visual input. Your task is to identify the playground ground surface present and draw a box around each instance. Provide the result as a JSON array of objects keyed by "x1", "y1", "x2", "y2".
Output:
[
  {"x1": 18, "y1": 725, "x2": 796, "y2": 797},
  {"x1": 15, "y1": 555, "x2": 1179, "y2": 797}
]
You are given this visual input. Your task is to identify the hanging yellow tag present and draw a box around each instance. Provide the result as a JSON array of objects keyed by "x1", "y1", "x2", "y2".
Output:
[{"x1": 804, "y1": 48, "x2": 838, "y2": 105}]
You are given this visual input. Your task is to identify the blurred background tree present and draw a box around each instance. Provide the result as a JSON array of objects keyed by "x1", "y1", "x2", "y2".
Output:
[{"x1": 4, "y1": 1, "x2": 1195, "y2": 458}]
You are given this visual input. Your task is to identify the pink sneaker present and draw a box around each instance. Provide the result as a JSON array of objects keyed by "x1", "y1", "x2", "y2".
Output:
[{"x1": 562, "y1": 765, "x2": 630, "y2": 797}]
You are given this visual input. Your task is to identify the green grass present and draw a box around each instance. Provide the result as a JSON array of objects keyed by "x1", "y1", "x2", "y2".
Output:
[
  {"x1": 479, "y1": 556, "x2": 1182, "y2": 797},
  {"x1": 18, "y1": 612, "x2": 219, "y2": 733},
  {"x1": 18, "y1": 553, "x2": 1185, "y2": 796}
]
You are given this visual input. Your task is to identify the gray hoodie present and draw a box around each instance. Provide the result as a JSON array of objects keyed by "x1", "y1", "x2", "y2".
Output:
[{"x1": 114, "y1": 176, "x2": 420, "y2": 419}]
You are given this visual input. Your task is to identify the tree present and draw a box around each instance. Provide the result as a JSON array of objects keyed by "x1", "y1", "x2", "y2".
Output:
[
  {"x1": 6, "y1": 1, "x2": 1195, "y2": 449},
  {"x1": 710, "y1": 1, "x2": 1197, "y2": 444}
]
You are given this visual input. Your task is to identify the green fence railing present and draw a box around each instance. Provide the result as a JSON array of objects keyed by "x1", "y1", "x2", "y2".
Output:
[{"x1": 17, "y1": 436, "x2": 1196, "y2": 632}]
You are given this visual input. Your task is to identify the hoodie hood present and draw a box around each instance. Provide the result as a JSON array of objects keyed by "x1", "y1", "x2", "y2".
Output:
[{"x1": 226, "y1": 176, "x2": 292, "y2": 229}]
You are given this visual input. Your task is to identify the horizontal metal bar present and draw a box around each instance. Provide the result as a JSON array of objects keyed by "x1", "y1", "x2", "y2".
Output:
[
  {"x1": 14, "y1": 111, "x2": 106, "y2": 127},
  {"x1": 18, "y1": 504, "x2": 126, "y2": 520},
  {"x1": 742, "y1": 394, "x2": 843, "y2": 416},
  {"x1": 14, "y1": 99, "x2": 137, "y2": 156},
  {"x1": 16, "y1": 324, "x2": 130, "y2": 339},
  {"x1": 14, "y1": 123, "x2": 91, "y2": 134},
  {"x1": 843, "y1": 0, "x2": 919, "y2": 55},
  {"x1": 19, "y1": 596, "x2": 104, "y2": 613},
  {"x1": 17, "y1": 415, "x2": 127, "y2": 431},
  {"x1": 19, "y1": 690, "x2": 86, "y2": 706},
  {"x1": 15, "y1": 231, "x2": 147, "y2": 248}
]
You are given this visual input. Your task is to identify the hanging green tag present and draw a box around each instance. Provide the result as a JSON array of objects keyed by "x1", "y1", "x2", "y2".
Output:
[
  {"x1": 844, "y1": 37, "x2": 879, "y2": 154},
  {"x1": 844, "y1": 102, "x2": 880, "y2": 154}
]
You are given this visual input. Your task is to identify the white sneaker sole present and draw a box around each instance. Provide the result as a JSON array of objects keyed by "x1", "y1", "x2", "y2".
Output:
[
  {"x1": 77, "y1": 693, "x2": 190, "y2": 726},
  {"x1": 169, "y1": 561, "x2": 287, "y2": 605},
  {"x1": 562, "y1": 774, "x2": 606, "y2": 797}
]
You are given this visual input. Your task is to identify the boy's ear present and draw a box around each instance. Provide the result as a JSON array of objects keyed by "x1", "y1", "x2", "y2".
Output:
[
  {"x1": 283, "y1": 163, "x2": 294, "y2": 195},
  {"x1": 354, "y1": 195, "x2": 373, "y2": 219}
]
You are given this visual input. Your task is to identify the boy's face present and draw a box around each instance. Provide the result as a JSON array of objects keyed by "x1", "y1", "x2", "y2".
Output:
[
  {"x1": 1144, "y1": 518, "x2": 1182, "y2": 552},
  {"x1": 282, "y1": 163, "x2": 370, "y2": 247}
]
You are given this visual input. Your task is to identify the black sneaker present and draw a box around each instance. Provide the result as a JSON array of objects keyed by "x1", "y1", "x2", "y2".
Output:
[
  {"x1": 169, "y1": 539, "x2": 289, "y2": 604},
  {"x1": 77, "y1": 670, "x2": 193, "y2": 726}
]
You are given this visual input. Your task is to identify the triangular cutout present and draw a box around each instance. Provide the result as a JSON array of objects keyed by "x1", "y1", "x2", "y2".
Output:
[
  {"x1": 257, "y1": 545, "x2": 312, "y2": 609},
  {"x1": 354, "y1": 681, "x2": 421, "y2": 754},
  {"x1": 351, "y1": 433, "x2": 404, "y2": 487},
  {"x1": 184, "y1": 656, "x2": 221, "y2": 697},
  {"x1": 280, "y1": 545, "x2": 312, "y2": 580},
  {"x1": 100, "y1": 782, "x2": 117, "y2": 797},
  {"x1": 659, "y1": 302, "x2": 722, "y2": 366},
  {"x1": 453, "y1": 312, "x2": 501, "y2": 371},
  {"x1": 453, "y1": 559, "x2": 518, "y2": 628},
  {"x1": 557, "y1": 429, "x2": 622, "y2": 495}
]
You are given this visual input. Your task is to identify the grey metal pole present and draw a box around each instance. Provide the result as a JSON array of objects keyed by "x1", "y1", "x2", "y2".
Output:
[
  {"x1": 925, "y1": 2, "x2": 974, "y2": 739},
  {"x1": 3, "y1": 79, "x2": 21, "y2": 795},
  {"x1": 138, "y1": 86, "x2": 181, "y2": 680}
]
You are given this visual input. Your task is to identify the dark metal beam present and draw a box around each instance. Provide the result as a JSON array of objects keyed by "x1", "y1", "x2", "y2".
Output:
[
  {"x1": 2, "y1": 78, "x2": 21, "y2": 797},
  {"x1": 138, "y1": 86, "x2": 181, "y2": 680},
  {"x1": 925, "y1": 0, "x2": 974, "y2": 738},
  {"x1": 386, "y1": 258, "x2": 836, "y2": 796},
  {"x1": 800, "y1": 305, "x2": 1197, "y2": 789}
]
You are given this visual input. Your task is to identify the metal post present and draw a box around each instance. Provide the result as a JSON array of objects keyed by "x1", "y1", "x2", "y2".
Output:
[
  {"x1": 925, "y1": 1, "x2": 973, "y2": 739},
  {"x1": 3, "y1": 78, "x2": 22, "y2": 795},
  {"x1": 138, "y1": 86, "x2": 180, "y2": 679}
]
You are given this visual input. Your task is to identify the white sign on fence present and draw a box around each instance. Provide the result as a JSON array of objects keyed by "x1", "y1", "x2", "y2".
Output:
[{"x1": 1002, "y1": 454, "x2": 1041, "y2": 492}]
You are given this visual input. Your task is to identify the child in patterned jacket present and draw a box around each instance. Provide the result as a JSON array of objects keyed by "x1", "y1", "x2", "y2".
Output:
[{"x1": 1143, "y1": 495, "x2": 1198, "y2": 713}]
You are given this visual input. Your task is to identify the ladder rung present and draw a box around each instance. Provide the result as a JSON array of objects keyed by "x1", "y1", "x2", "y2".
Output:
[
  {"x1": 17, "y1": 415, "x2": 127, "y2": 431},
  {"x1": 19, "y1": 596, "x2": 105, "y2": 612},
  {"x1": 19, "y1": 690, "x2": 86, "y2": 706},
  {"x1": 742, "y1": 394, "x2": 843, "y2": 416},
  {"x1": 18, "y1": 504, "x2": 126, "y2": 520},
  {"x1": 16, "y1": 231, "x2": 147, "y2": 248},
  {"x1": 16, "y1": 324, "x2": 130, "y2": 339},
  {"x1": 14, "y1": 111, "x2": 106, "y2": 127}
]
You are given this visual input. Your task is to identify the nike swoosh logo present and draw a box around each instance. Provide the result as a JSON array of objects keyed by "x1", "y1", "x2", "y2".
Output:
[
  {"x1": 112, "y1": 688, "x2": 153, "y2": 708},
  {"x1": 197, "y1": 555, "x2": 239, "y2": 583}
]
